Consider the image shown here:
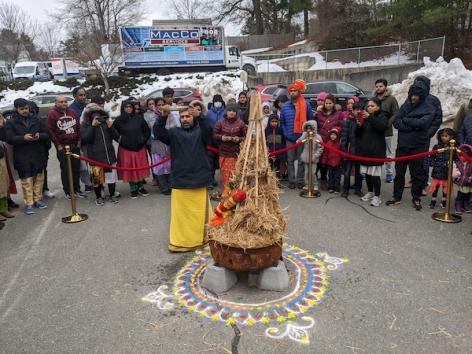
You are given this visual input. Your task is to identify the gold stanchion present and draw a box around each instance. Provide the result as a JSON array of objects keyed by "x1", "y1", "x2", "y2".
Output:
[
  {"x1": 62, "y1": 145, "x2": 88, "y2": 224},
  {"x1": 433, "y1": 139, "x2": 461, "y2": 223},
  {"x1": 300, "y1": 131, "x2": 320, "y2": 198}
]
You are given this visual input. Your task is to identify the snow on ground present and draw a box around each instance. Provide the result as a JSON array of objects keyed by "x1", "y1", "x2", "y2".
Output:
[
  {"x1": 308, "y1": 52, "x2": 415, "y2": 70},
  {"x1": 0, "y1": 81, "x2": 74, "y2": 108},
  {"x1": 0, "y1": 71, "x2": 245, "y2": 117},
  {"x1": 288, "y1": 40, "x2": 307, "y2": 47},
  {"x1": 241, "y1": 47, "x2": 272, "y2": 54},
  {"x1": 390, "y1": 57, "x2": 472, "y2": 122},
  {"x1": 257, "y1": 60, "x2": 286, "y2": 73}
]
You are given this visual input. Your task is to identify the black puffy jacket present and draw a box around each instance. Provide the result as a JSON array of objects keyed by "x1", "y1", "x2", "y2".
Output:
[
  {"x1": 413, "y1": 76, "x2": 442, "y2": 139},
  {"x1": 5, "y1": 112, "x2": 49, "y2": 174},
  {"x1": 393, "y1": 80, "x2": 436, "y2": 150}
]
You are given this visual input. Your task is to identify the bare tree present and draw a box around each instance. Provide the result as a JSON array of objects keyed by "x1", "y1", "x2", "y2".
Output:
[
  {"x1": 38, "y1": 23, "x2": 61, "y2": 57},
  {"x1": 213, "y1": 0, "x2": 265, "y2": 34},
  {"x1": 0, "y1": 1, "x2": 39, "y2": 63},
  {"x1": 170, "y1": 0, "x2": 208, "y2": 19},
  {"x1": 51, "y1": 0, "x2": 145, "y2": 41},
  {"x1": 51, "y1": 0, "x2": 145, "y2": 93}
]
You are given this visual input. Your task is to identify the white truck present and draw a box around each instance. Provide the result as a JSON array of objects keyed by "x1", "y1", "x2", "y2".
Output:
[{"x1": 118, "y1": 19, "x2": 256, "y2": 76}]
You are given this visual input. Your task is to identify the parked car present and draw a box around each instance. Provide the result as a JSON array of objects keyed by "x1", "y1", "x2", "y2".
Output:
[
  {"x1": 0, "y1": 93, "x2": 74, "y2": 119},
  {"x1": 142, "y1": 88, "x2": 202, "y2": 106},
  {"x1": 272, "y1": 80, "x2": 369, "y2": 109},
  {"x1": 13, "y1": 61, "x2": 51, "y2": 81},
  {"x1": 256, "y1": 84, "x2": 280, "y2": 102}
]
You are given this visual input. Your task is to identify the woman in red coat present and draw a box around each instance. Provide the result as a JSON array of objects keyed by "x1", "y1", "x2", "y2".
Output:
[{"x1": 316, "y1": 94, "x2": 344, "y2": 186}]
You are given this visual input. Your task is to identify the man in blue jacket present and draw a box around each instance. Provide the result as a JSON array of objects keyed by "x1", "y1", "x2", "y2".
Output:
[
  {"x1": 387, "y1": 80, "x2": 437, "y2": 210},
  {"x1": 280, "y1": 81, "x2": 313, "y2": 189}
]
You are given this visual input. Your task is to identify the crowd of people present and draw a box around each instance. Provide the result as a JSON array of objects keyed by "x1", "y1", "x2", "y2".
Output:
[{"x1": 0, "y1": 78, "x2": 471, "y2": 232}]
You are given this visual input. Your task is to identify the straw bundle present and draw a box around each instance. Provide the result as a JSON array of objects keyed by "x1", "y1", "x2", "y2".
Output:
[{"x1": 208, "y1": 93, "x2": 287, "y2": 249}]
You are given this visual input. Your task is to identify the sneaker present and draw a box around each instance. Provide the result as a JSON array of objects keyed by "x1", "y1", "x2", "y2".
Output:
[
  {"x1": 370, "y1": 196, "x2": 382, "y2": 207},
  {"x1": 138, "y1": 188, "x2": 150, "y2": 196},
  {"x1": 288, "y1": 182, "x2": 296, "y2": 189},
  {"x1": 130, "y1": 190, "x2": 139, "y2": 199},
  {"x1": 65, "y1": 194, "x2": 71, "y2": 200},
  {"x1": 361, "y1": 192, "x2": 374, "y2": 201},
  {"x1": 109, "y1": 195, "x2": 119, "y2": 204},
  {"x1": 464, "y1": 203, "x2": 472, "y2": 213},
  {"x1": 328, "y1": 189, "x2": 335, "y2": 194},
  {"x1": 412, "y1": 199, "x2": 422, "y2": 211},
  {"x1": 34, "y1": 200, "x2": 48, "y2": 209},
  {"x1": 386, "y1": 174, "x2": 393, "y2": 183},
  {"x1": 95, "y1": 197, "x2": 105, "y2": 206},
  {"x1": 440, "y1": 200, "x2": 446, "y2": 209},
  {"x1": 386, "y1": 197, "x2": 401, "y2": 206},
  {"x1": 76, "y1": 191, "x2": 86, "y2": 198},
  {"x1": 44, "y1": 190, "x2": 55, "y2": 199},
  {"x1": 334, "y1": 190, "x2": 340, "y2": 194},
  {"x1": 354, "y1": 189, "x2": 363, "y2": 197},
  {"x1": 113, "y1": 191, "x2": 121, "y2": 198},
  {"x1": 297, "y1": 183, "x2": 305, "y2": 190},
  {"x1": 24, "y1": 205, "x2": 35, "y2": 215},
  {"x1": 341, "y1": 191, "x2": 349, "y2": 198},
  {"x1": 84, "y1": 185, "x2": 93, "y2": 194},
  {"x1": 429, "y1": 200, "x2": 436, "y2": 209}
]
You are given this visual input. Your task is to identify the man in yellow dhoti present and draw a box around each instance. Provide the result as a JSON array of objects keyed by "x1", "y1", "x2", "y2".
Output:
[{"x1": 154, "y1": 106, "x2": 213, "y2": 252}]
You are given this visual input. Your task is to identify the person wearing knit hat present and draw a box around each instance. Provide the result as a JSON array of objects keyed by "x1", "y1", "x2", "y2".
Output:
[
  {"x1": 342, "y1": 95, "x2": 361, "y2": 121},
  {"x1": 213, "y1": 102, "x2": 247, "y2": 195},
  {"x1": 280, "y1": 79, "x2": 314, "y2": 189},
  {"x1": 207, "y1": 94, "x2": 226, "y2": 126},
  {"x1": 315, "y1": 92, "x2": 328, "y2": 114}
]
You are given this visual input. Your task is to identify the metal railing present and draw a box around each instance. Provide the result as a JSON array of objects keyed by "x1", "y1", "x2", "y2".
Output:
[{"x1": 246, "y1": 37, "x2": 445, "y2": 73}]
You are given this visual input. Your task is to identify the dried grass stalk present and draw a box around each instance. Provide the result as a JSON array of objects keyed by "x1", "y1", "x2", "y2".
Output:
[{"x1": 208, "y1": 110, "x2": 287, "y2": 249}]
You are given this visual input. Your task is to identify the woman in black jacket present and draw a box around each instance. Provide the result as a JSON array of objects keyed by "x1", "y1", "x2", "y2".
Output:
[
  {"x1": 113, "y1": 99, "x2": 151, "y2": 198},
  {"x1": 5, "y1": 98, "x2": 50, "y2": 214},
  {"x1": 356, "y1": 97, "x2": 389, "y2": 207},
  {"x1": 81, "y1": 108, "x2": 120, "y2": 205}
]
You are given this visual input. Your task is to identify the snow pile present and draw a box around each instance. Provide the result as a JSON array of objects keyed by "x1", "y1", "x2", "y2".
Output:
[
  {"x1": 0, "y1": 81, "x2": 75, "y2": 108},
  {"x1": 0, "y1": 71, "x2": 245, "y2": 117},
  {"x1": 242, "y1": 47, "x2": 272, "y2": 54},
  {"x1": 390, "y1": 57, "x2": 472, "y2": 122},
  {"x1": 288, "y1": 40, "x2": 307, "y2": 47},
  {"x1": 257, "y1": 60, "x2": 286, "y2": 72},
  {"x1": 309, "y1": 52, "x2": 415, "y2": 70}
]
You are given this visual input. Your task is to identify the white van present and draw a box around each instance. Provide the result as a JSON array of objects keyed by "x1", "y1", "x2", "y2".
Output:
[{"x1": 13, "y1": 61, "x2": 51, "y2": 81}]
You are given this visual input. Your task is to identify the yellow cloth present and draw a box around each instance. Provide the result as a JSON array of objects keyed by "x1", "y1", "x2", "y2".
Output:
[{"x1": 169, "y1": 187, "x2": 211, "y2": 252}]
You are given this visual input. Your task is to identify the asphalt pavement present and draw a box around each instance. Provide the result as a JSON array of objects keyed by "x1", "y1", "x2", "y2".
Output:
[{"x1": 0, "y1": 152, "x2": 471, "y2": 354}]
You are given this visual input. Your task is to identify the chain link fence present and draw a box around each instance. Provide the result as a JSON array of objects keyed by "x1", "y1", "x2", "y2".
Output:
[{"x1": 246, "y1": 37, "x2": 445, "y2": 73}]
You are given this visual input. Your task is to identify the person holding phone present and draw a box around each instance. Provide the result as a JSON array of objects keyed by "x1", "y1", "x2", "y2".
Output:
[
  {"x1": 357, "y1": 98, "x2": 389, "y2": 207},
  {"x1": 5, "y1": 98, "x2": 50, "y2": 214},
  {"x1": 340, "y1": 102, "x2": 364, "y2": 198},
  {"x1": 81, "y1": 108, "x2": 120, "y2": 205}
]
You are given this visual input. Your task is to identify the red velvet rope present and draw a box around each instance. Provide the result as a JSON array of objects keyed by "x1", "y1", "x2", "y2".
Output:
[
  {"x1": 76, "y1": 154, "x2": 170, "y2": 171},
  {"x1": 206, "y1": 141, "x2": 304, "y2": 157},
  {"x1": 458, "y1": 150, "x2": 472, "y2": 163},
  {"x1": 318, "y1": 140, "x2": 441, "y2": 163},
  {"x1": 75, "y1": 139, "x2": 443, "y2": 171}
]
